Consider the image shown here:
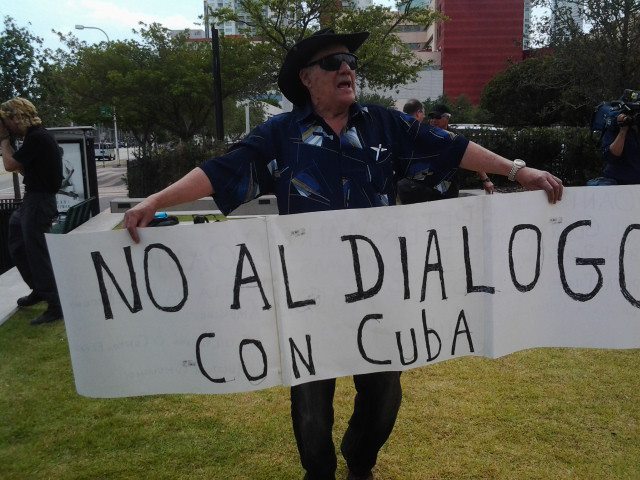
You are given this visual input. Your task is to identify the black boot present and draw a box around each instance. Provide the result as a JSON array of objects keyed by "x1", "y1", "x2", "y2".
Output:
[
  {"x1": 30, "y1": 304, "x2": 63, "y2": 325},
  {"x1": 17, "y1": 291, "x2": 44, "y2": 307}
]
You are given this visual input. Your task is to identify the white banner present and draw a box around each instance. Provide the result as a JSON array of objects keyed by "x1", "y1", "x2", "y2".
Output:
[{"x1": 47, "y1": 186, "x2": 640, "y2": 398}]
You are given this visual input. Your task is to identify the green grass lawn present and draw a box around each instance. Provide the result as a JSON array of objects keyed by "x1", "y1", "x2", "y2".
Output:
[{"x1": 1, "y1": 307, "x2": 639, "y2": 479}]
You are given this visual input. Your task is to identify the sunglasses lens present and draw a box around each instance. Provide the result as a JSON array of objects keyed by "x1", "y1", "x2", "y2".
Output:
[{"x1": 320, "y1": 54, "x2": 357, "y2": 71}]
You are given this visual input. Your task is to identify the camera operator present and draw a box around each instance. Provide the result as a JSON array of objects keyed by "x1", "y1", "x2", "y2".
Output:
[{"x1": 588, "y1": 113, "x2": 640, "y2": 186}]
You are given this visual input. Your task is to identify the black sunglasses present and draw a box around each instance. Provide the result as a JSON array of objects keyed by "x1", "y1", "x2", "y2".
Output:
[{"x1": 305, "y1": 52, "x2": 358, "y2": 71}]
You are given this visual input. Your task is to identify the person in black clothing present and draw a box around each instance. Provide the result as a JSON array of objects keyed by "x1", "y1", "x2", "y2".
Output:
[
  {"x1": 587, "y1": 112, "x2": 640, "y2": 186},
  {"x1": 0, "y1": 97, "x2": 63, "y2": 325}
]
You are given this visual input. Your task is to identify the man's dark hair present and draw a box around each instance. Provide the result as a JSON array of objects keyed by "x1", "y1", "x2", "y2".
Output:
[
  {"x1": 428, "y1": 104, "x2": 451, "y2": 119},
  {"x1": 403, "y1": 99, "x2": 424, "y2": 116}
]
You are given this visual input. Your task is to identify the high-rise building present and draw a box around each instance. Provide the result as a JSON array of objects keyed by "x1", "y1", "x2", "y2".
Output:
[
  {"x1": 410, "y1": 0, "x2": 433, "y2": 7},
  {"x1": 435, "y1": 0, "x2": 524, "y2": 104},
  {"x1": 341, "y1": 0, "x2": 373, "y2": 8},
  {"x1": 552, "y1": 0, "x2": 583, "y2": 29},
  {"x1": 204, "y1": 1, "x2": 374, "y2": 38},
  {"x1": 523, "y1": 0, "x2": 532, "y2": 49},
  {"x1": 204, "y1": 0, "x2": 269, "y2": 37},
  {"x1": 367, "y1": 0, "x2": 531, "y2": 107}
]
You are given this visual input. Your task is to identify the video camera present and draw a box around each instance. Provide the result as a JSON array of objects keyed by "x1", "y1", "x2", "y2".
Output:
[{"x1": 591, "y1": 89, "x2": 640, "y2": 132}]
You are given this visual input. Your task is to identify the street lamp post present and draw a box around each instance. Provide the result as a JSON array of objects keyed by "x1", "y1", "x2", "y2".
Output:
[
  {"x1": 75, "y1": 24, "x2": 121, "y2": 166},
  {"x1": 75, "y1": 24, "x2": 110, "y2": 42}
]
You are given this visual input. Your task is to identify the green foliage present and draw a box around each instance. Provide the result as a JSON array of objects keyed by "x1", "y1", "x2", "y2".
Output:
[
  {"x1": 480, "y1": 56, "x2": 592, "y2": 127},
  {"x1": 52, "y1": 24, "x2": 275, "y2": 147},
  {"x1": 220, "y1": 99, "x2": 268, "y2": 142},
  {"x1": 126, "y1": 140, "x2": 227, "y2": 197},
  {"x1": 1, "y1": 310, "x2": 639, "y2": 479},
  {"x1": 209, "y1": 0, "x2": 445, "y2": 94},
  {"x1": 358, "y1": 92, "x2": 396, "y2": 108},
  {"x1": 423, "y1": 95, "x2": 491, "y2": 124},
  {"x1": 126, "y1": 99, "x2": 266, "y2": 197},
  {"x1": 0, "y1": 16, "x2": 43, "y2": 100},
  {"x1": 535, "y1": 0, "x2": 640, "y2": 98},
  {"x1": 486, "y1": 0, "x2": 640, "y2": 126},
  {"x1": 0, "y1": 17, "x2": 70, "y2": 126},
  {"x1": 454, "y1": 126, "x2": 602, "y2": 188}
]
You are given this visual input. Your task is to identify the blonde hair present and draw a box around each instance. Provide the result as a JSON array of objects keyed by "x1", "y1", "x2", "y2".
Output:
[{"x1": 0, "y1": 97, "x2": 42, "y2": 130}]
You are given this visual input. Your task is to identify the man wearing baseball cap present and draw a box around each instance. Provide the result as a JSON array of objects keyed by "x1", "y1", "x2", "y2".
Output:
[{"x1": 124, "y1": 29, "x2": 563, "y2": 479}]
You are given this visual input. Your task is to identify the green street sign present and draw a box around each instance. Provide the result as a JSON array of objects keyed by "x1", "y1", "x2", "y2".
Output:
[{"x1": 100, "y1": 106, "x2": 112, "y2": 118}]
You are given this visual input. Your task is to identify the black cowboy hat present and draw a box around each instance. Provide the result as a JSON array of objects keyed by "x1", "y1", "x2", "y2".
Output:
[{"x1": 277, "y1": 28, "x2": 369, "y2": 107}]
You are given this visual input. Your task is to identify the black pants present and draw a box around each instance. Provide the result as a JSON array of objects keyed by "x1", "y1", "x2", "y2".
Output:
[
  {"x1": 8, "y1": 192, "x2": 60, "y2": 307},
  {"x1": 291, "y1": 371, "x2": 402, "y2": 480}
]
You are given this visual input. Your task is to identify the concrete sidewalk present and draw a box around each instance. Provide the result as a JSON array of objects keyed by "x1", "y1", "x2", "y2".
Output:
[{"x1": 0, "y1": 268, "x2": 30, "y2": 326}]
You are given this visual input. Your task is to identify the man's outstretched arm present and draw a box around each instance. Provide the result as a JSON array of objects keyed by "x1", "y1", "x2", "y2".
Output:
[
  {"x1": 123, "y1": 167, "x2": 213, "y2": 243},
  {"x1": 460, "y1": 142, "x2": 563, "y2": 203}
]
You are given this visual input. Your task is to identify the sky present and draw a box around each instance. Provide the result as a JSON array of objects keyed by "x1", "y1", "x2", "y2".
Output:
[{"x1": 3, "y1": 0, "x2": 396, "y2": 50}]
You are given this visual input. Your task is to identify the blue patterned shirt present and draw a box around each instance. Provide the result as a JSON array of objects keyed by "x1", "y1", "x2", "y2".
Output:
[{"x1": 200, "y1": 103, "x2": 469, "y2": 215}]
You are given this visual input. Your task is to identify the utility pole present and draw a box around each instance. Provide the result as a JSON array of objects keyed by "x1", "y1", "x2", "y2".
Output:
[
  {"x1": 211, "y1": 27, "x2": 224, "y2": 141},
  {"x1": 113, "y1": 106, "x2": 121, "y2": 166}
]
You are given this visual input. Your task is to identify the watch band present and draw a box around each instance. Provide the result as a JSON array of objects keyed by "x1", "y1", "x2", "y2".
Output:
[{"x1": 508, "y1": 159, "x2": 526, "y2": 181}]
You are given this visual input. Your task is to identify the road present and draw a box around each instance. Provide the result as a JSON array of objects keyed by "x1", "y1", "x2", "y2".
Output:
[
  {"x1": 0, "y1": 160, "x2": 128, "y2": 212},
  {"x1": 94, "y1": 164, "x2": 128, "y2": 211}
]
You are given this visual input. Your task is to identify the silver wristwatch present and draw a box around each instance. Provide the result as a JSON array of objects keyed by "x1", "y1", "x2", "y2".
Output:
[{"x1": 508, "y1": 159, "x2": 526, "y2": 181}]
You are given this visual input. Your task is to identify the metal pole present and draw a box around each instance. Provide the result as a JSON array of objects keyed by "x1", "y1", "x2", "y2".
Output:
[
  {"x1": 211, "y1": 27, "x2": 224, "y2": 141},
  {"x1": 113, "y1": 106, "x2": 121, "y2": 166},
  {"x1": 245, "y1": 104, "x2": 250, "y2": 135},
  {"x1": 75, "y1": 25, "x2": 110, "y2": 42}
]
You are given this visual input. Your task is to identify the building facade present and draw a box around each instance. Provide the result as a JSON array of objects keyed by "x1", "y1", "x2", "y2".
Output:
[
  {"x1": 370, "y1": 0, "x2": 529, "y2": 106},
  {"x1": 204, "y1": 0, "x2": 269, "y2": 37},
  {"x1": 435, "y1": 0, "x2": 525, "y2": 104},
  {"x1": 341, "y1": 0, "x2": 373, "y2": 8},
  {"x1": 523, "y1": 0, "x2": 532, "y2": 49},
  {"x1": 552, "y1": 0, "x2": 583, "y2": 29}
]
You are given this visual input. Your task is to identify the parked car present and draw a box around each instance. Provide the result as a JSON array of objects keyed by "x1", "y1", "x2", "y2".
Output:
[{"x1": 94, "y1": 142, "x2": 115, "y2": 161}]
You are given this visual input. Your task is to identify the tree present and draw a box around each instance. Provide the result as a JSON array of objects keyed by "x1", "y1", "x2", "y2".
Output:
[
  {"x1": 53, "y1": 24, "x2": 275, "y2": 147},
  {"x1": 0, "y1": 16, "x2": 50, "y2": 199},
  {"x1": 208, "y1": 0, "x2": 445, "y2": 94},
  {"x1": 358, "y1": 92, "x2": 396, "y2": 108},
  {"x1": 480, "y1": 56, "x2": 591, "y2": 126},
  {"x1": 532, "y1": 0, "x2": 640, "y2": 106},
  {"x1": 0, "y1": 16, "x2": 43, "y2": 100},
  {"x1": 480, "y1": 0, "x2": 640, "y2": 126}
]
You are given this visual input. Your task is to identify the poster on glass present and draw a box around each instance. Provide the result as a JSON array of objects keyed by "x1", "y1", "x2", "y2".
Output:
[{"x1": 56, "y1": 141, "x2": 86, "y2": 212}]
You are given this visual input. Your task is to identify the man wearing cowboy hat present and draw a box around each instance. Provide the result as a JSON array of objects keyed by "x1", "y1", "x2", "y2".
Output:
[{"x1": 124, "y1": 29, "x2": 563, "y2": 480}]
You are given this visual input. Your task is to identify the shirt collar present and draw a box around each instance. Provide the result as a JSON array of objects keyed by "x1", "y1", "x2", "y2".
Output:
[{"x1": 293, "y1": 101, "x2": 366, "y2": 123}]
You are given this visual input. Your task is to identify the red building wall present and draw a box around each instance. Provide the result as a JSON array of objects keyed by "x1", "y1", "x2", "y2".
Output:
[{"x1": 436, "y1": 0, "x2": 524, "y2": 104}]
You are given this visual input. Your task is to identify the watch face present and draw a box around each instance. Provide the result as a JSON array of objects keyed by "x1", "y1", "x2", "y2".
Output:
[{"x1": 515, "y1": 159, "x2": 526, "y2": 168}]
